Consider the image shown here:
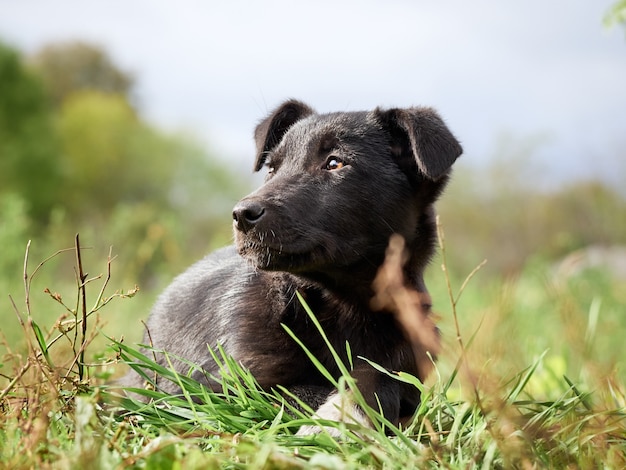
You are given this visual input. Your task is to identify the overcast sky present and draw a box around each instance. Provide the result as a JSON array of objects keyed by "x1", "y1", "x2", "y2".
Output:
[{"x1": 1, "y1": 0, "x2": 625, "y2": 187}]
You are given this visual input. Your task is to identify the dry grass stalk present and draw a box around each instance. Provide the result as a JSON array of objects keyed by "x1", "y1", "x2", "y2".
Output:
[{"x1": 371, "y1": 233, "x2": 440, "y2": 379}]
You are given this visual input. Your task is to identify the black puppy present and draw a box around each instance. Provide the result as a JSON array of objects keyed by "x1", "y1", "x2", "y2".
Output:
[{"x1": 123, "y1": 99, "x2": 462, "y2": 434}]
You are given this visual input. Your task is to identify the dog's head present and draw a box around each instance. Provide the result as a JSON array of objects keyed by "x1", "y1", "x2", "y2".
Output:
[{"x1": 233, "y1": 99, "x2": 462, "y2": 283}]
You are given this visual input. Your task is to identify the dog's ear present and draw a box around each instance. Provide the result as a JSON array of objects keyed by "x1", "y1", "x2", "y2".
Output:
[
  {"x1": 374, "y1": 107, "x2": 462, "y2": 180},
  {"x1": 253, "y1": 100, "x2": 316, "y2": 171}
]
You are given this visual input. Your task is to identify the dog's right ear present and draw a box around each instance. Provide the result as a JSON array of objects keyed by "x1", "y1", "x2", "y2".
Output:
[
  {"x1": 374, "y1": 107, "x2": 462, "y2": 180},
  {"x1": 253, "y1": 100, "x2": 316, "y2": 171}
]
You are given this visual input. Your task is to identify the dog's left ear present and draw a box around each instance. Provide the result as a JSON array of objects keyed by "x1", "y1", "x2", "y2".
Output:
[
  {"x1": 374, "y1": 107, "x2": 462, "y2": 180},
  {"x1": 253, "y1": 99, "x2": 316, "y2": 171}
]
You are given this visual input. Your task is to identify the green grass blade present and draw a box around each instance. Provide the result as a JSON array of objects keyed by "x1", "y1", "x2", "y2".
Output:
[
  {"x1": 281, "y1": 323, "x2": 338, "y2": 387},
  {"x1": 506, "y1": 350, "x2": 548, "y2": 402},
  {"x1": 295, "y1": 291, "x2": 353, "y2": 379},
  {"x1": 30, "y1": 320, "x2": 53, "y2": 366}
]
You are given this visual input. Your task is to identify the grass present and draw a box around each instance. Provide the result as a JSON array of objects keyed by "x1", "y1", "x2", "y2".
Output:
[{"x1": 1, "y1": 232, "x2": 625, "y2": 469}]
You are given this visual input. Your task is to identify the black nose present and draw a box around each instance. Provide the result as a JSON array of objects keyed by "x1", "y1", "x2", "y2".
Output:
[{"x1": 232, "y1": 200, "x2": 266, "y2": 233}]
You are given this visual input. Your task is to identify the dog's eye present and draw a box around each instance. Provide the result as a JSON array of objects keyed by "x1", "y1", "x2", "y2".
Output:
[{"x1": 324, "y1": 157, "x2": 345, "y2": 171}]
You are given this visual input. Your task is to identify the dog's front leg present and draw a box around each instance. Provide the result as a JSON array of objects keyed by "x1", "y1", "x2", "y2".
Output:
[
  {"x1": 295, "y1": 365, "x2": 400, "y2": 437},
  {"x1": 295, "y1": 389, "x2": 370, "y2": 437}
]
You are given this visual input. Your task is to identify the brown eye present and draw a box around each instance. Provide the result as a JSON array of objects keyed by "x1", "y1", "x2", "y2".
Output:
[{"x1": 325, "y1": 157, "x2": 344, "y2": 171}]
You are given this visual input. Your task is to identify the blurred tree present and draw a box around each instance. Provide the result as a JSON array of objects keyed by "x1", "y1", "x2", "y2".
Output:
[
  {"x1": 57, "y1": 90, "x2": 176, "y2": 216},
  {"x1": 438, "y1": 166, "x2": 626, "y2": 277},
  {"x1": 0, "y1": 39, "x2": 248, "y2": 284},
  {"x1": 30, "y1": 41, "x2": 134, "y2": 107},
  {"x1": 0, "y1": 42, "x2": 62, "y2": 221},
  {"x1": 543, "y1": 181, "x2": 626, "y2": 251},
  {"x1": 605, "y1": 0, "x2": 626, "y2": 32},
  {"x1": 56, "y1": 90, "x2": 247, "y2": 247}
]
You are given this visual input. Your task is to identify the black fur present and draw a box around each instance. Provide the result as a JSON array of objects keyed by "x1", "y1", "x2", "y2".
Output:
[{"x1": 122, "y1": 99, "x2": 462, "y2": 428}]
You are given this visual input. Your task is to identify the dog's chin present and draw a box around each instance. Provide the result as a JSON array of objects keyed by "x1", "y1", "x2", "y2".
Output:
[{"x1": 236, "y1": 241, "x2": 328, "y2": 274}]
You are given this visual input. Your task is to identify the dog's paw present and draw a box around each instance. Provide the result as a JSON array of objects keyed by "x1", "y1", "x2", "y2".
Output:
[{"x1": 295, "y1": 392, "x2": 370, "y2": 437}]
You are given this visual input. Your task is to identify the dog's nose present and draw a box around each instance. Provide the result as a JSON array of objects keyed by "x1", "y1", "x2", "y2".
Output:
[{"x1": 232, "y1": 200, "x2": 266, "y2": 233}]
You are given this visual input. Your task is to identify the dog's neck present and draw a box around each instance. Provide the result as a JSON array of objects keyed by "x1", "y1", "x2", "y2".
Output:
[
  {"x1": 293, "y1": 261, "x2": 424, "y2": 315},
  {"x1": 297, "y1": 207, "x2": 438, "y2": 304},
  {"x1": 296, "y1": 266, "x2": 378, "y2": 306}
]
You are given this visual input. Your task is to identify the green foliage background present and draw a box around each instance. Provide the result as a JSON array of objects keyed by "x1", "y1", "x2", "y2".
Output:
[{"x1": 0, "y1": 40, "x2": 249, "y2": 351}]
